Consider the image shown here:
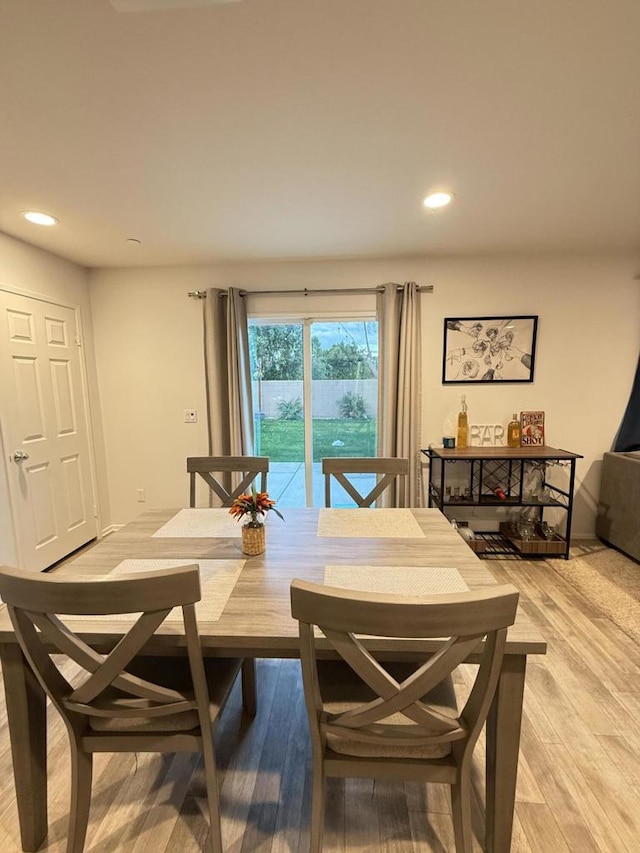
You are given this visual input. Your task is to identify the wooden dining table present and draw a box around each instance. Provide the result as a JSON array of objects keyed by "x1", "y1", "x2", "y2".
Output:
[{"x1": 0, "y1": 506, "x2": 546, "y2": 853}]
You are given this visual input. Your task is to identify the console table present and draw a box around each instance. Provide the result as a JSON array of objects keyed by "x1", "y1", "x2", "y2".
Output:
[{"x1": 423, "y1": 445, "x2": 582, "y2": 559}]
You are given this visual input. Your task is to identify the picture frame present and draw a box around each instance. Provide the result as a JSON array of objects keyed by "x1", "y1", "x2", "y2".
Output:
[{"x1": 442, "y1": 315, "x2": 538, "y2": 384}]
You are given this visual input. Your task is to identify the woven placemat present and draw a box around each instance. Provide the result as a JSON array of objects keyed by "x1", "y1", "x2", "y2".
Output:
[
  {"x1": 324, "y1": 565, "x2": 469, "y2": 595},
  {"x1": 152, "y1": 508, "x2": 241, "y2": 538},
  {"x1": 64, "y1": 559, "x2": 244, "y2": 623},
  {"x1": 317, "y1": 509, "x2": 425, "y2": 539}
]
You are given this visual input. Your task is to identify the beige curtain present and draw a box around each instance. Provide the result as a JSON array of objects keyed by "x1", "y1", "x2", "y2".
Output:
[
  {"x1": 204, "y1": 288, "x2": 254, "y2": 459},
  {"x1": 377, "y1": 282, "x2": 422, "y2": 506}
]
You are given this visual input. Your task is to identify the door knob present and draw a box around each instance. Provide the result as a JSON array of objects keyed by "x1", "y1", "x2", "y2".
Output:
[{"x1": 13, "y1": 450, "x2": 30, "y2": 461}]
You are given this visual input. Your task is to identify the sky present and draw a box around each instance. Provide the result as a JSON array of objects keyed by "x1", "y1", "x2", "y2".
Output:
[{"x1": 311, "y1": 321, "x2": 378, "y2": 354}]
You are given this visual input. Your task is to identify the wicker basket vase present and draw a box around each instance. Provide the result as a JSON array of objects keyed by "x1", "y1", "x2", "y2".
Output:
[{"x1": 241, "y1": 523, "x2": 266, "y2": 556}]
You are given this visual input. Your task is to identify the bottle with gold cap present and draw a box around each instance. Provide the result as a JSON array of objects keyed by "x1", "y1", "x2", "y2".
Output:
[
  {"x1": 457, "y1": 395, "x2": 468, "y2": 450},
  {"x1": 507, "y1": 413, "x2": 521, "y2": 448}
]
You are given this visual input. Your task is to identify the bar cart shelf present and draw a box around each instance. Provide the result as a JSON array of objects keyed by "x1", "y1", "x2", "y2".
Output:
[{"x1": 423, "y1": 445, "x2": 583, "y2": 560}]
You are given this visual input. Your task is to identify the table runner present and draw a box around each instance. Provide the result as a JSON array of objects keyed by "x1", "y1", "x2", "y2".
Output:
[{"x1": 317, "y1": 508, "x2": 425, "y2": 539}]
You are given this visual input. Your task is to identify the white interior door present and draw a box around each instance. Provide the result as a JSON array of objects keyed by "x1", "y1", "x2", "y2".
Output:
[{"x1": 0, "y1": 290, "x2": 97, "y2": 571}]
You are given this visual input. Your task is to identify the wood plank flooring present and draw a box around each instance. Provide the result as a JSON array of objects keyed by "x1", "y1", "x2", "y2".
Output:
[{"x1": 1, "y1": 549, "x2": 639, "y2": 852}]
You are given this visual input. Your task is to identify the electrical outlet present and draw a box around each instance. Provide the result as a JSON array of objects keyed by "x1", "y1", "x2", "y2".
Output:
[
  {"x1": 184, "y1": 409, "x2": 197, "y2": 423},
  {"x1": 136, "y1": 488, "x2": 146, "y2": 502}
]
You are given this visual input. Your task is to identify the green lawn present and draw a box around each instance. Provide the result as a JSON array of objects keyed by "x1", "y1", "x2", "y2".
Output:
[{"x1": 255, "y1": 418, "x2": 376, "y2": 462}]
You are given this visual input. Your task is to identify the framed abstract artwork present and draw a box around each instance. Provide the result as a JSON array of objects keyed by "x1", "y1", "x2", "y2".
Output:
[{"x1": 442, "y1": 316, "x2": 538, "y2": 383}]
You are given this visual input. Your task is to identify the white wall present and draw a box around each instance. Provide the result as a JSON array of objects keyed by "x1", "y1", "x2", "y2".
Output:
[
  {"x1": 89, "y1": 252, "x2": 640, "y2": 536},
  {"x1": 0, "y1": 231, "x2": 109, "y2": 556}
]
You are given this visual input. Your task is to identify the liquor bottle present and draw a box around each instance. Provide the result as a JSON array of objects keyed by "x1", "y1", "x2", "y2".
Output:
[
  {"x1": 507, "y1": 413, "x2": 521, "y2": 448},
  {"x1": 457, "y1": 395, "x2": 468, "y2": 450}
]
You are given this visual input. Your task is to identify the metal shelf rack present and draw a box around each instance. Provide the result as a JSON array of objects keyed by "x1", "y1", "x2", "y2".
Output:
[{"x1": 423, "y1": 445, "x2": 583, "y2": 560}]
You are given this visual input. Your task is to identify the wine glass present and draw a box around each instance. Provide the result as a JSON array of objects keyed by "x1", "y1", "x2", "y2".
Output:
[
  {"x1": 517, "y1": 519, "x2": 535, "y2": 541},
  {"x1": 541, "y1": 521, "x2": 557, "y2": 540}
]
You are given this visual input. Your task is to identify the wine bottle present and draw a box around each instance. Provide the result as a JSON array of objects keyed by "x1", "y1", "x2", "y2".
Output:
[
  {"x1": 485, "y1": 474, "x2": 507, "y2": 500},
  {"x1": 457, "y1": 395, "x2": 468, "y2": 450},
  {"x1": 507, "y1": 413, "x2": 521, "y2": 448}
]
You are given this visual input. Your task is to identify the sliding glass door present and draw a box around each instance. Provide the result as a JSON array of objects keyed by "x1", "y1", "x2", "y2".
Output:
[
  {"x1": 248, "y1": 317, "x2": 378, "y2": 507},
  {"x1": 250, "y1": 322, "x2": 306, "y2": 504}
]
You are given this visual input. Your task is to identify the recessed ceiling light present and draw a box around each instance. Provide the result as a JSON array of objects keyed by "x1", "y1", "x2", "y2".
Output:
[
  {"x1": 423, "y1": 191, "x2": 454, "y2": 210},
  {"x1": 22, "y1": 211, "x2": 59, "y2": 226}
]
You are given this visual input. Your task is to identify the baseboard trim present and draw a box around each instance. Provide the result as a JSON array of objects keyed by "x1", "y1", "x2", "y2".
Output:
[{"x1": 100, "y1": 523, "x2": 125, "y2": 537}]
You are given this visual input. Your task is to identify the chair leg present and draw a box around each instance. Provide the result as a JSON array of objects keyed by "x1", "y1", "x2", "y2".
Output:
[
  {"x1": 309, "y1": 765, "x2": 326, "y2": 853},
  {"x1": 66, "y1": 740, "x2": 93, "y2": 853},
  {"x1": 241, "y1": 658, "x2": 257, "y2": 717},
  {"x1": 201, "y1": 726, "x2": 224, "y2": 853},
  {"x1": 451, "y1": 774, "x2": 473, "y2": 853}
]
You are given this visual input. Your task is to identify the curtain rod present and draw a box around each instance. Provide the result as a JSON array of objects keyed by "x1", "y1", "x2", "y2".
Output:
[{"x1": 188, "y1": 283, "x2": 433, "y2": 299}]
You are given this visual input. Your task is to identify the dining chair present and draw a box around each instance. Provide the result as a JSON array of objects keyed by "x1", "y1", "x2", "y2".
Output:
[
  {"x1": 290, "y1": 579, "x2": 520, "y2": 853},
  {"x1": 187, "y1": 455, "x2": 269, "y2": 507},
  {"x1": 0, "y1": 563, "x2": 245, "y2": 853},
  {"x1": 321, "y1": 456, "x2": 409, "y2": 507}
]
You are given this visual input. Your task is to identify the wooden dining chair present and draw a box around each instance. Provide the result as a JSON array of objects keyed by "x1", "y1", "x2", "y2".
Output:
[
  {"x1": 322, "y1": 456, "x2": 409, "y2": 507},
  {"x1": 290, "y1": 579, "x2": 520, "y2": 853},
  {"x1": 0, "y1": 563, "x2": 245, "y2": 853},
  {"x1": 187, "y1": 455, "x2": 269, "y2": 507}
]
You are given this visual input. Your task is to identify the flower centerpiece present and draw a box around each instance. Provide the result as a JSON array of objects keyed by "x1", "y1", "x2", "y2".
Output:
[{"x1": 229, "y1": 486, "x2": 284, "y2": 555}]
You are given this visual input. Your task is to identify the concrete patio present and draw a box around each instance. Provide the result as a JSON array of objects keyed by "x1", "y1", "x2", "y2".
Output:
[{"x1": 267, "y1": 461, "x2": 375, "y2": 508}]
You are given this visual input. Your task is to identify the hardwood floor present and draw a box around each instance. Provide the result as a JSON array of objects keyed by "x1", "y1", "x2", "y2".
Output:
[{"x1": 1, "y1": 551, "x2": 639, "y2": 852}]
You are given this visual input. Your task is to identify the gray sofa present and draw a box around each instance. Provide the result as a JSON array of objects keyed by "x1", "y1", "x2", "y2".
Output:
[{"x1": 596, "y1": 451, "x2": 640, "y2": 561}]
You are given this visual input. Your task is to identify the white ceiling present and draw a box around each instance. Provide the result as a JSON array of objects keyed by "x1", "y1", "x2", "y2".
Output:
[{"x1": 1, "y1": 0, "x2": 639, "y2": 268}]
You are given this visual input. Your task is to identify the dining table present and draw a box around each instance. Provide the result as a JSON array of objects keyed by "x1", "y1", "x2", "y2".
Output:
[{"x1": 0, "y1": 506, "x2": 546, "y2": 853}]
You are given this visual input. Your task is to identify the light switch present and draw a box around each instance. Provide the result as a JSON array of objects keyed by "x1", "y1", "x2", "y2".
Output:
[{"x1": 184, "y1": 409, "x2": 198, "y2": 423}]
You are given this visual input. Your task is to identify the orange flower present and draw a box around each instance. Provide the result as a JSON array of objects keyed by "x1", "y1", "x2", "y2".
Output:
[{"x1": 229, "y1": 486, "x2": 284, "y2": 526}]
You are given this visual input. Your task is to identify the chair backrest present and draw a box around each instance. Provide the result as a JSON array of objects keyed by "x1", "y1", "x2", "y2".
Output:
[
  {"x1": 322, "y1": 456, "x2": 409, "y2": 507},
  {"x1": 0, "y1": 564, "x2": 210, "y2": 734},
  {"x1": 187, "y1": 455, "x2": 269, "y2": 507},
  {"x1": 290, "y1": 579, "x2": 519, "y2": 754}
]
